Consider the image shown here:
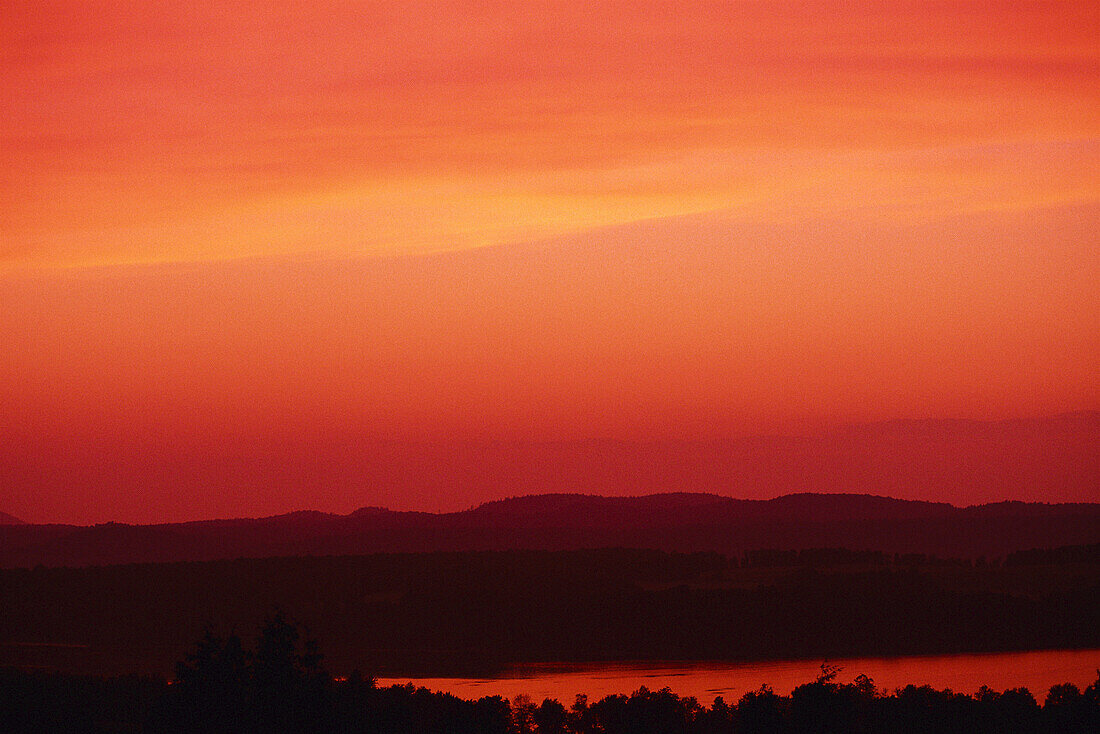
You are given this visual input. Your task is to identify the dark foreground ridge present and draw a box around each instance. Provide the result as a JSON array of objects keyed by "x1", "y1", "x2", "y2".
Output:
[
  {"x1": 3, "y1": 547, "x2": 1097, "y2": 677},
  {"x1": 3, "y1": 616, "x2": 1098, "y2": 734},
  {"x1": 3, "y1": 491, "x2": 1099, "y2": 567}
]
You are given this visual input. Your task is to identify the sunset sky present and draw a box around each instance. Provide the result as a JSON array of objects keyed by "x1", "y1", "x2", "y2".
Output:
[{"x1": 2, "y1": 2, "x2": 1098, "y2": 523}]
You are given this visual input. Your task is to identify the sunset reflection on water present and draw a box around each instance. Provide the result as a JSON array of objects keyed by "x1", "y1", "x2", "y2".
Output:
[{"x1": 377, "y1": 649, "x2": 1100, "y2": 703}]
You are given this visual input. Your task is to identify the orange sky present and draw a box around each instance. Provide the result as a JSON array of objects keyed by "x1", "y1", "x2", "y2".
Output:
[{"x1": 2, "y1": 2, "x2": 1098, "y2": 522}]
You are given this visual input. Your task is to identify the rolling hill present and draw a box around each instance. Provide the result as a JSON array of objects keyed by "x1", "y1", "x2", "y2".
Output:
[{"x1": 2, "y1": 492, "x2": 1097, "y2": 567}]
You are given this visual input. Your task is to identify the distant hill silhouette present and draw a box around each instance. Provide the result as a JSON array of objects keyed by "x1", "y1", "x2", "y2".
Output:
[
  {"x1": 4, "y1": 412, "x2": 1097, "y2": 526},
  {"x1": 2, "y1": 492, "x2": 1098, "y2": 567},
  {"x1": 0, "y1": 512, "x2": 24, "y2": 525}
]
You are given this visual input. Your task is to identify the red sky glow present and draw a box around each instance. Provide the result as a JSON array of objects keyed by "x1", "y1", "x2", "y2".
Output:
[{"x1": 2, "y1": 2, "x2": 1098, "y2": 524}]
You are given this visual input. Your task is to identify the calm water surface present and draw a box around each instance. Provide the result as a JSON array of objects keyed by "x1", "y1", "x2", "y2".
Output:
[{"x1": 377, "y1": 649, "x2": 1100, "y2": 702}]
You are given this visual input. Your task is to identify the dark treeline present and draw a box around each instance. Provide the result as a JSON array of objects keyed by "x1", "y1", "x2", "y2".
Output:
[
  {"x1": 2, "y1": 617, "x2": 1098, "y2": 734},
  {"x1": 3, "y1": 548, "x2": 1097, "y2": 676},
  {"x1": 1004, "y1": 544, "x2": 1100, "y2": 567}
]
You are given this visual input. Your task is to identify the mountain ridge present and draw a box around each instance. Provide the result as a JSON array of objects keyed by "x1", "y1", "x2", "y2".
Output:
[
  {"x1": 2, "y1": 492, "x2": 1097, "y2": 568},
  {"x1": 5, "y1": 411, "x2": 1096, "y2": 526},
  {"x1": 16, "y1": 491, "x2": 1099, "y2": 528}
]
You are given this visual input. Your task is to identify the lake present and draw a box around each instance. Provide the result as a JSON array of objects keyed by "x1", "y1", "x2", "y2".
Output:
[{"x1": 376, "y1": 649, "x2": 1100, "y2": 703}]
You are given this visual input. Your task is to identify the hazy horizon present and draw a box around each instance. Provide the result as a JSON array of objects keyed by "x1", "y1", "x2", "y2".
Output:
[{"x1": 3, "y1": 411, "x2": 1096, "y2": 525}]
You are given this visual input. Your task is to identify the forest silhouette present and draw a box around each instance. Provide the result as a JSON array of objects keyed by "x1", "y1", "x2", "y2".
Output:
[
  {"x1": 3, "y1": 547, "x2": 1096, "y2": 676},
  {"x1": 2, "y1": 615, "x2": 1098, "y2": 734}
]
